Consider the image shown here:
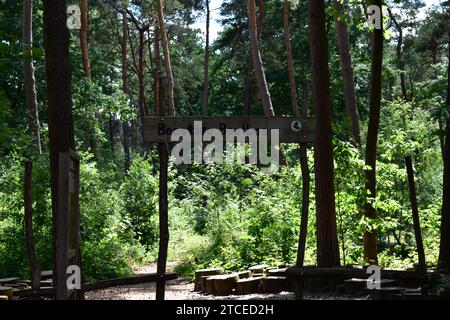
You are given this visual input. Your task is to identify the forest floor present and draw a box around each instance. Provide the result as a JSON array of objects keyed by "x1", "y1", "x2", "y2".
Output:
[{"x1": 85, "y1": 262, "x2": 369, "y2": 300}]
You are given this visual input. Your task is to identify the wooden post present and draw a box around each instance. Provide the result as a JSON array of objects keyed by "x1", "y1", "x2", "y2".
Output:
[
  {"x1": 156, "y1": 143, "x2": 169, "y2": 300},
  {"x1": 24, "y1": 161, "x2": 41, "y2": 291},
  {"x1": 405, "y1": 156, "x2": 426, "y2": 272}
]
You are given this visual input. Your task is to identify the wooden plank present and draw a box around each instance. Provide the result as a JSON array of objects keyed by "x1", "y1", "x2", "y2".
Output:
[
  {"x1": 0, "y1": 278, "x2": 18, "y2": 285},
  {"x1": 143, "y1": 116, "x2": 316, "y2": 143}
]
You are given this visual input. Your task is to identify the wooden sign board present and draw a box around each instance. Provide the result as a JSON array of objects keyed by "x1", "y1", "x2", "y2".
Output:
[
  {"x1": 56, "y1": 151, "x2": 82, "y2": 300},
  {"x1": 143, "y1": 116, "x2": 316, "y2": 144}
]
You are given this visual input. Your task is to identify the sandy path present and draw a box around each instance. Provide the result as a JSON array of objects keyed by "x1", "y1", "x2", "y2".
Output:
[{"x1": 85, "y1": 262, "x2": 296, "y2": 300}]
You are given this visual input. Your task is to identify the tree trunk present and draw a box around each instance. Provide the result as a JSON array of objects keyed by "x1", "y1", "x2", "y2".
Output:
[
  {"x1": 248, "y1": 0, "x2": 274, "y2": 116},
  {"x1": 138, "y1": 29, "x2": 149, "y2": 116},
  {"x1": 307, "y1": 0, "x2": 340, "y2": 267},
  {"x1": 438, "y1": 31, "x2": 450, "y2": 271},
  {"x1": 80, "y1": 0, "x2": 91, "y2": 79},
  {"x1": 24, "y1": 160, "x2": 41, "y2": 290},
  {"x1": 43, "y1": 0, "x2": 76, "y2": 287},
  {"x1": 388, "y1": 8, "x2": 408, "y2": 101},
  {"x1": 297, "y1": 81, "x2": 311, "y2": 267},
  {"x1": 333, "y1": 0, "x2": 361, "y2": 145},
  {"x1": 283, "y1": 0, "x2": 298, "y2": 116},
  {"x1": 23, "y1": 0, "x2": 42, "y2": 155},
  {"x1": 156, "y1": 0, "x2": 176, "y2": 116},
  {"x1": 363, "y1": 0, "x2": 384, "y2": 265},
  {"x1": 154, "y1": 25, "x2": 162, "y2": 117},
  {"x1": 405, "y1": 156, "x2": 426, "y2": 272},
  {"x1": 121, "y1": 6, "x2": 131, "y2": 172},
  {"x1": 202, "y1": 0, "x2": 210, "y2": 116},
  {"x1": 155, "y1": 0, "x2": 176, "y2": 300}
]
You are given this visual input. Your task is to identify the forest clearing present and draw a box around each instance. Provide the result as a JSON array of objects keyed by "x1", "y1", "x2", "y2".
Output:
[{"x1": 0, "y1": 0, "x2": 450, "y2": 309}]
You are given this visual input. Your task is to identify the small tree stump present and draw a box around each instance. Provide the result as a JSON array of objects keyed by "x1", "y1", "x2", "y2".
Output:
[
  {"x1": 214, "y1": 274, "x2": 239, "y2": 296},
  {"x1": 261, "y1": 276, "x2": 288, "y2": 293},
  {"x1": 236, "y1": 277, "x2": 262, "y2": 295},
  {"x1": 249, "y1": 265, "x2": 269, "y2": 274},
  {"x1": 194, "y1": 268, "x2": 224, "y2": 291},
  {"x1": 0, "y1": 286, "x2": 13, "y2": 300}
]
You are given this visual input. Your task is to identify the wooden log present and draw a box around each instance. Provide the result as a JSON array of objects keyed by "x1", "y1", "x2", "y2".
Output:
[
  {"x1": 14, "y1": 272, "x2": 178, "y2": 298},
  {"x1": 7, "y1": 283, "x2": 29, "y2": 289},
  {"x1": 261, "y1": 276, "x2": 288, "y2": 293},
  {"x1": 194, "y1": 268, "x2": 224, "y2": 291},
  {"x1": 345, "y1": 278, "x2": 396, "y2": 295},
  {"x1": 249, "y1": 265, "x2": 269, "y2": 274},
  {"x1": 371, "y1": 287, "x2": 406, "y2": 300},
  {"x1": 214, "y1": 274, "x2": 239, "y2": 296},
  {"x1": 83, "y1": 272, "x2": 177, "y2": 292},
  {"x1": 237, "y1": 271, "x2": 252, "y2": 279},
  {"x1": 0, "y1": 286, "x2": 13, "y2": 300},
  {"x1": 0, "y1": 278, "x2": 18, "y2": 285},
  {"x1": 267, "y1": 268, "x2": 287, "y2": 276},
  {"x1": 200, "y1": 275, "x2": 211, "y2": 292},
  {"x1": 40, "y1": 270, "x2": 53, "y2": 280},
  {"x1": 236, "y1": 277, "x2": 262, "y2": 295},
  {"x1": 205, "y1": 276, "x2": 218, "y2": 294}
]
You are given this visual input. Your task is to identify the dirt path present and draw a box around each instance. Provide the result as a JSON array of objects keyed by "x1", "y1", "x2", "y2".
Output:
[{"x1": 85, "y1": 262, "x2": 296, "y2": 300}]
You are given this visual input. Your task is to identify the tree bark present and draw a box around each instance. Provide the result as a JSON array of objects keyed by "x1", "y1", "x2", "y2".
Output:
[
  {"x1": 405, "y1": 156, "x2": 426, "y2": 272},
  {"x1": 283, "y1": 0, "x2": 298, "y2": 116},
  {"x1": 297, "y1": 81, "x2": 310, "y2": 267},
  {"x1": 438, "y1": 31, "x2": 450, "y2": 271},
  {"x1": 202, "y1": 0, "x2": 210, "y2": 116},
  {"x1": 156, "y1": 0, "x2": 176, "y2": 116},
  {"x1": 248, "y1": 0, "x2": 274, "y2": 116},
  {"x1": 80, "y1": 0, "x2": 91, "y2": 79},
  {"x1": 121, "y1": 5, "x2": 131, "y2": 172},
  {"x1": 155, "y1": 0, "x2": 176, "y2": 300},
  {"x1": 333, "y1": 0, "x2": 361, "y2": 145},
  {"x1": 307, "y1": 0, "x2": 340, "y2": 267},
  {"x1": 23, "y1": 0, "x2": 42, "y2": 155},
  {"x1": 43, "y1": 0, "x2": 76, "y2": 287},
  {"x1": 154, "y1": 25, "x2": 162, "y2": 117},
  {"x1": 363, "y1": 0, "x2": 384, "y2": 265},
  {"x1": 24, "y1": 160, "x2": 41, "y2": 290}
]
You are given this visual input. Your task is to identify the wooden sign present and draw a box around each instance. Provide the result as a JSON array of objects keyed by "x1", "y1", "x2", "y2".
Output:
[
  {"x1": 56, "y1": 151, "x2": 82, "y2": 300},
  {"x1": 143, "y1": 116, "x2": 316, "y2": 144}
]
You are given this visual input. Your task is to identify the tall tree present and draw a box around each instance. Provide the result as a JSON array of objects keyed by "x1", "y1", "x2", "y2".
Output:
[
  {"x1": 438, "y1": 30, "x2": 450, "y2": 271},
  {"x1": 43, "y1": 0, "x2": 76, "y2": 286},
  {"x1": 202, "y1": 0, "x2": 210, "y2": 115},
  {"x1": 247, "y1": 0, "x2": 274, "y2": 116},
  {"x1": 23, "y1": 0, "x2": 42, "y2": 155},
  {"x1": 155, "y1": 0, "x2": 176, "y2": 300},
  {"x1": 121, "y1": 2, "x2": 131, "y2": 172},
  {"x1": 307, "y1": 0, "x2": 340, "y2": 267},
  {"x1": 333, "y1": 0, "x2": 361, "y2": 145},
  {"x1": 363, "y1": 0, "x2": 384, "y2": 264},
  {"x1": 156, "y1": 0, "x2": 176, "y2": 116},
  {"x1": 80, "y1": 0, "x2": 92, "y2": 79}
]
